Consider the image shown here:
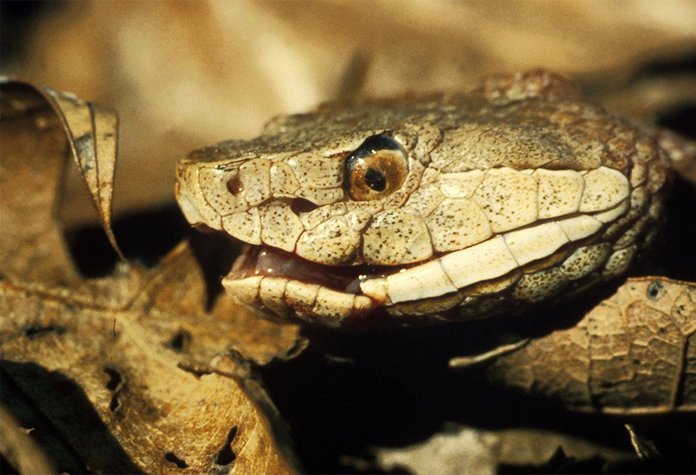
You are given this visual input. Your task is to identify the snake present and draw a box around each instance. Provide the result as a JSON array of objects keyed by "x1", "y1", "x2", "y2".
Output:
[{"x1": 175, "y1": 70, "x2": 672, "y2": 328}]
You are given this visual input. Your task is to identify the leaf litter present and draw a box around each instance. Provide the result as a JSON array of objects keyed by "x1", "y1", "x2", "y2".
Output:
[
  {"x1": 1, "y1": 78, "x2": 695, "y2": 474},
  {"x1": 0, "y1": 79, "x2": 302, "y2": 474}
]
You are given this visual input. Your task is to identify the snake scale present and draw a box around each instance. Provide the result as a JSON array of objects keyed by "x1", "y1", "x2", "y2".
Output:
[{"x1": 175, "y1": 70, "x2": 673, "y2": 328}]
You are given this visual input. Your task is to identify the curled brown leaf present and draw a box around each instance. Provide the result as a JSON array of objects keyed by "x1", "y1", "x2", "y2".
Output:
[{"x1": 0, "y1": 80, "x2": 302, "y2": 473}]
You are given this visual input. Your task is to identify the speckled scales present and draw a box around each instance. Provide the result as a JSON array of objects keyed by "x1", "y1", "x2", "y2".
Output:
[{"x1": 176, "y1": 70, "x2": 672, "y2": 326}]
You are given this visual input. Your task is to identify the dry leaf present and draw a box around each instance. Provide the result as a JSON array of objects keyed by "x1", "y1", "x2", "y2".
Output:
[
  {"x1": 0, "y1": 80, "x2": 302, "y2": 473},
  {"x1": 371, "y1": 424, "x2": 631, "y2": 475},
  {"x1": 41, "y1": 86, "x2": 124, "y2": 259},
  {"x1": 485, "y1": 277, "x2": 696, "y2": 415},
  {"x1": 0, "y1": 81, "x2": 82, "y2": 286},
  {"x1": 1, "y1": 274, "x2": 297, "y2": 473}
]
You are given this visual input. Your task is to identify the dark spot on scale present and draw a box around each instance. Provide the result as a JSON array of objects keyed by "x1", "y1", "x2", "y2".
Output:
[
  {"x1": 647, "y1": 280, "x2": 664, "y2": 300},
  {"x1": 291, "y1": 198, "x2": 319, "y2": 214}
]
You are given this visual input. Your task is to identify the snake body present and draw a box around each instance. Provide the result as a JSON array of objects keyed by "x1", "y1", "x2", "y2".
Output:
[{"x1": 176, "y1": 71, "x2": 671, "y2": 328}]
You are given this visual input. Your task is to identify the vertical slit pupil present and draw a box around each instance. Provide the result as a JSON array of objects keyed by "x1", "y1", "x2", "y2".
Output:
[{"x1": 365, "y1": 168, "x2": 386, "y2": 191}]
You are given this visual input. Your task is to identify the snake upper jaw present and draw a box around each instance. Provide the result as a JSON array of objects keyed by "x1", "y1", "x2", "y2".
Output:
[
  {"x1": 174, "y1": 70, "x2": 677, "y2": 328},
  {"x1": 176, "y1": 187, "x2": 206, "y2": 226}
]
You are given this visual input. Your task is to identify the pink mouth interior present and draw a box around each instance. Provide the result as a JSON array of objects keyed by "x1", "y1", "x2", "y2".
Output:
[{"x1": 228, "y1": 245, "x2": 391, "y2": 294}]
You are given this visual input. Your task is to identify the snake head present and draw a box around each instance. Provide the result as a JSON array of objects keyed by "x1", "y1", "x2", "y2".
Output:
[{"x1": 176, "y1": 71, "x2": 671, "y2": 328}]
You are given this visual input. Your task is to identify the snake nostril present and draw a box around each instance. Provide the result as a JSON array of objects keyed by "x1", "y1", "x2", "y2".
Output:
[
  {"x1": 227, "y1": 174, "x2": 243, "y2": 195},
  {"x1": 291, "y1": 198, "x2": 318, "y2": 214}
]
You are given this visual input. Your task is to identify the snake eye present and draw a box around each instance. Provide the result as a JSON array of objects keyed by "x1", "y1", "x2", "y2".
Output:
[{"x1": 345, "y1": 134, "x2": 408, "y2": 201}]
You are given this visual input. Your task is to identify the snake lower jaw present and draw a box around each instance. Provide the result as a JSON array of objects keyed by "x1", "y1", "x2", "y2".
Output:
[{"x1": 223, "y1": 244, "x2": 393, "y2": 325}]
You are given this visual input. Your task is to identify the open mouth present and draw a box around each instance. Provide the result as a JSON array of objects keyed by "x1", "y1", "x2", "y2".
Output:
[
  {"x1": 221, "y1": 204, "x2": 621, "y2": 325},
  {"x1": 223, "y1": 244, "x2": 401, "y2": 324},
  {"x1": 228, "y1": 245, "x2": 392, "y2": 297}
]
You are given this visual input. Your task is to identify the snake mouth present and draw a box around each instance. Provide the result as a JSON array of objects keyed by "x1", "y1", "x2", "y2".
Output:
[
  {"x1": 223, "y1": 245, "x2": 396, "y2": 324},
  {"x1": 222, "y1": 204, "x2": 627, "y2": 326},
  {"x1": 227, "y1": 245, "x2": 391, "y2": 295}
]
